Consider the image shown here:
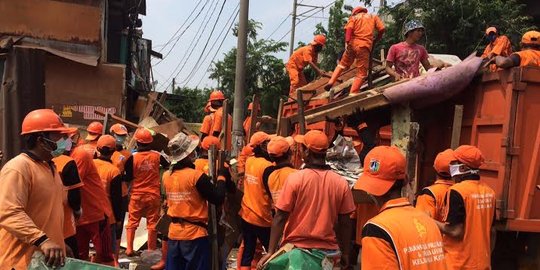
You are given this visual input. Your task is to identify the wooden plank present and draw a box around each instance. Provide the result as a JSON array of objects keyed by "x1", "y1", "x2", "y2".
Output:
[
  {"x1": 139, "y1": 92, "x2": 158, "y2": 123},
  {"x1": 249, "y1": 95, "x2": 260, "y2": 140},
  {"x1": 276, "y1": 99, "x2": 284, "y2": 135},
  {"x1": 451, "y1": 105, "x2": 464, "y2": 149},
  {"x1": 208, "y1": 145, "x2": 220, "y2": 270},
  {"x1": 221, "y1": 100, "x2": 229, "y2": 151},
  {"x1": 303, "y1": 94, "x2": 390, "y2": 124},
  {"x1": 151, "y1": 91, "x2": 168, "y2": 120},
  {"x1": 296, "y1": 90, "x2": 307, "y2": 134},
  {"x1": 102, "y1": 113, "x2": 109, "y2": 135},
  {"x1": 94, "y1": 110, "x2": 141, "y2": 129}
]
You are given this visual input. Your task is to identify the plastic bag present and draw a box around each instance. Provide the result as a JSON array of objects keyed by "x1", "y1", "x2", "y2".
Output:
[
  {"x1": 28, "y1": 252, "x2": 117, "y2": 270},
  {"x1": 326, "y1": 135, "x2": 362, "y2": 187},
  {"x1": 265, "y1": 248, "x2": 327, "y2": 270}
]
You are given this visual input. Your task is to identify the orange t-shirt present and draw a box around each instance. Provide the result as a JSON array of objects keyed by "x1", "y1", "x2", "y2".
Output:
[
  {"x1": 267, "y1": 166, "x2": 297, "y2": 206},
  {"x1": 361, "y1": 198, "x2": 446, "y2": 270},
  {"x1": 0, "y1": 153, "x2": 66, "y2": 268},
  {"x1": 416, "y1": 179, "x2": 454, "y2": 222},
  {"x1": 354, "y1": 203, "x2": 379, "y2": 245},
  {"x1": 481, "y1": 35, "x2": 512, "y2": 58},
  {"x1": 211, "y1": 107, "x2": 233, "y2": 150},
  {"x1": 240, "y1": 156, "x2": 273, "y2": 227},
  {"x1": 94, "y1": 158, "x2": 122, "y2": 224},
  {"x1": 130, "y1": 150, "x2": 163, "y2": 197},
  {"x1": 443, "y1": 179, "x2": 496, "y2": 270},
  {"x1": 286, "y1": 45, "x2": 318, "y2": 71},
  {"x1": 53, "y1": 155, "x2": 84, "y2": 239},
  {"x1": 515, "y1": 49, "x2": 540, "y2": 67},
  {"x1": 71, "y1": 146, "x2": 107, "y2": 225},
  {"x1": 112, "y1": 149, "x2": 131, "y2": 197},
  {"x1": 163, "y1": 168, "x2": 207, "y2": 240},
  {"x1": 200, "y1": 114, "x2": 214, "y2": 135},
  {"x1": 275, "y1": 168, "x2": 356, "y2": 250},
  {"x1": 345, "y1": 12, "x2": 385, "y2": 49}
]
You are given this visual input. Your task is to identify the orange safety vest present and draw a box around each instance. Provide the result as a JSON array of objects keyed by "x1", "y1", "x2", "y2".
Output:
[
  {"x1": 443, "y1": 180, "x2": 495, "y2": 270},
  {"x1": 163, "y1": 168, "x2": 207, "y2": 240},
  {"x1": 131, "y1": 150, "x2": 162, "y2": 197},
  {"x1": 515, "y1": 49, "x2": 540, "y2": 67},
  {"x1": 268, "y1": 166, "x2": 296, "y2": 206},
  {"x1": 362, "y1": 198, "x2": 446, "y2": 270},
  {"x1": 240, "y1": 156, "x2": 273, "y2": 227},
  {"x1": 52, "y1": 155, "x2": 82, "y2": 239},
  {"x1": 94, "y1": 159, "x2": 122, "y2": 224},
  {"x1": 416, "y1": 179, "x2": 454, "y2": 222}
]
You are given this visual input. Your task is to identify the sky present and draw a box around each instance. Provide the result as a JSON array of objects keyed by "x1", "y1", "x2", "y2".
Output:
[{"x1": 141, "y1": 0, "x2": 394, "y2": 92}]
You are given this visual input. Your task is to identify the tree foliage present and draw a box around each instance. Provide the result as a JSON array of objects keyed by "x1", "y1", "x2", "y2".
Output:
[
  {"x1": 314, "y1": 0, "x2": 350, "y2": 71},
  {"x1": 209, "y1": 19, "x2": 289, "y2": 117},
  {"x1": 165, "y1": 87, "x2": 211, "y2": 123},
  {"x1": 378, "y1": 0, "x2": 536, "y2": 59}
]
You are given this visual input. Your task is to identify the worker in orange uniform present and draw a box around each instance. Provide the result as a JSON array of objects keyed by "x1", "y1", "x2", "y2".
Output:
[
  {"x1": 286, "y1": 35, "x2": 327, "y2": 96},
  {"x1": 0, "y1": 109, "x2": 68, "y2": 268},
  {"x1": 194, "y1": 135, "x2": 221, "y2": 174},
  {"x1": 71, "y1": 134, "x2": 114, "y2": 263},
  {"x1": 94, "y1": 135, "x2": 124, "y2": 266},
  {"x1": 325, "y1": 6, "x2": 385, "y2": 93},
  {"x1": 482, "y1": 27, "x2": 512, "y2": 60},
  {"x1": 124, "y1": 128, "x2": 170, "y2": 256},
  {"x1": 200, "y1": 101, "x2": 216, "y2": 139},
  {"x1": 436, "y1": 145, "x2": 495, "y2": 269},
  {"x1": 355, "y1": 146, "x2": 446, "y2": 269},
  {"x1": 243, "y1": 102, "x2": 258, "y2": 139},
  {"x1": 163, "y1": 132, "x2": 229, "y2": 269},
  {"x1": 52, "y1": 128, "x2": 83, "y2": 259},
  {"x1": 83, "y1": 121, "x2": 103, "y2": 157},
  {"x1": 385, "y1": 20, "x2": 432, "y2": 81},
  {"x1": 208, "y1": 90, "x2": 233, "y2": 150},
  {"x1": 262, "y1": 136, "x2": 296, "y2": 207},
  {"x1": 415, "y1": 149, "x2": 455, "y2": 221},
  {"x1": 239, "y1": 131, "x2": 274, "y2": 269},
  {"x1": 258, "y1": 130, "x2": 356, "y2": 269},
  {"x1": 496, "y1": 30, "x2": 540, "y2": 68}
]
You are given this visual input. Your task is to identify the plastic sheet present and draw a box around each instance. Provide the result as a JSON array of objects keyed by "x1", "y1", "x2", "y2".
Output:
[
  {"x1": 326, "y1": 135, "x2": 362, "y2": 187},
  {"x1": 28, "y1": 252, "x2": 117, "y2": 270},
  {"x1": 265, "y1": 249, "x2": 329, "y2": 270}
]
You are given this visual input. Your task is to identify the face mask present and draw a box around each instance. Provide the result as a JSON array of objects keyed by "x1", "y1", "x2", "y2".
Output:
[
  {"x1": 43, "y1": 137, "x2": 67, "y2": 158},
  {"x1": 64, "y1": 138, "x2": 73, "y2": 152},
  {"x1": 115, "y1": 135, "x2": 126, "y2": 145}
]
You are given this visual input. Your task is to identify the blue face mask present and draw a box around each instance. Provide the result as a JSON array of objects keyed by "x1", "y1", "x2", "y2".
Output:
[{"x1": 43, "y1": 137, "x2": 67, "y2": 157}]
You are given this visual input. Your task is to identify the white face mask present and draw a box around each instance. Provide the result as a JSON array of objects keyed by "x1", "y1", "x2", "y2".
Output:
[{"x1": 450, "y1": 164, "x2": 479, "y2": 177}]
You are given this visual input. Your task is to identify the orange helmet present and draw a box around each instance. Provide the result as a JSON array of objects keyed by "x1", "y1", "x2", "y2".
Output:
[
  {"x1": 97, "y1": 135, "x2": 116, "y2": 149},
  {"x1": 109, "y1": 123, "x2": 128, "y2": 136},
  {"x1": 312, "y1": 35, "x2": 327, "y2": 46},
  {"x1": 134, "y1": 128, "x2": 154, "y2": 144},
  {"x1": 352, "y1": 6, "x2": 368, "y2": 15},
  {"x1": 522, "y1": 30, "x2": 540, "y2": 46},
  {"x1": 21, "y1": 109, "x2": 67, "y2": 135},
  {"x1": 209, "y1": 90, "x2": 225, "y2": 101},
  {"x1": 201, "y1": 136, "x2": 220, "y2": 150},
  {"x1": 87, "y1": 121, "x2": 103, "y2": 134}
]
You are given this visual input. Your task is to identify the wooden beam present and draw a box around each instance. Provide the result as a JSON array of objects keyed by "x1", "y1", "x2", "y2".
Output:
[
  {"x1": 151, "y1": 91, "x2": 168, "y2": 120},
  {"x1": 303, "y1": 94, "x2": 390, "y2": 124},
  {"x1": 276, "y1": 98, "x2": 285, "y2": 136},
  {"x1": 450, "y1": 105, "x2": 464, "y2": 149},
  {"x1": 94, "y1": 110, "x2": 141, "y2": 129},
  {"x1": 296, "y1": 90, "x2": 306, "y2": 134},
  {"x1": 249, "y1": 95, "x2": 260, "y2": 140}
]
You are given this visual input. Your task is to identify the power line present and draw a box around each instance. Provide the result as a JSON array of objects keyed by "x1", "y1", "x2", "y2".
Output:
[
  {"x1": 266, "y1": 14, "x2": 291, "y2": 40},
  {"x1": 153, "y1": 1, "x2": 208, "y2": 65},
  {"x1": 153, "y1": 1, "x2": 203, "y2": 49},
  {"x1": 195, "y1": 5, "x2": 240, "y2": 88},
  {"x1": 180, "y1": 0, "x2": 229, "y2": 87},
  {"x1": 157, "y1": 0, "x2": 221, "y2": 91}
]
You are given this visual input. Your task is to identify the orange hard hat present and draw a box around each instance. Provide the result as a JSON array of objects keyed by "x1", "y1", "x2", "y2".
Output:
[
  {"x1": 352, "y1": 6, "x2": 368, "y2": 15},
  {"x1": 453, "y1": 145, "x2": 484, "y2": 169},
  {"x1": 433, "y1": 149, "x2": 455, "y2": 175},
  {"x1": 267, "y1": 136, "x2": 290, "y2": 157},
  {"x1": 20, "y1": 109, "x2": 68, "y2": 135},
  {"x1": 522, "y1": 31, "x2": 540, "y2": 46},
  {"x1": 134, "y1": 128, "x2": 154, "y2": 144},
  {"x1": 97, "y1": 135, "x2": 116, "y2": 149},
  {"x1": 312, "y1": 35, "x2": 327, "y2": 46},
  {"x1": 209, "y1": 90, "x2": 225, "y2": 101},
  {"x1": 485, "y1": 27, "x2": 497, "y2": 35},
  {"x1": 87, "y1": 121, "x2": 103, "y2": 134},
  {"x1": 109, "y1": 123, "x2": 128, "y2": 136},
  {"x1": 354, "y1": 146, "x2": 406, "y2": 196},
  {"x1": 294, "y1": 130, "x2": 329, "y2": 153},
  {"x1": 201, "y1": 136, "x2": 220, "y2": 150},
  {"x1": 249, "y1": 131, "x2": 270, "y2": 147}
]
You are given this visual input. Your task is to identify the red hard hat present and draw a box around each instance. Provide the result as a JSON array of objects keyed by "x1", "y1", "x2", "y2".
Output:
[
  {"x1": 312, "y1": 35, "x2": 327, "y2": 46},
  {"x1": 109, "y1": 123, "x2": 128, "y2": 135},
  {"x1": 87, "y1": 121, "x2": 104, "y2": 134},
  {"x1": 20, "y1": 109, "x2": 68, "y2": 135},
  {"x1": 209, "y1": 90, "x2": 225, "y2": 101},
  {"x1": 134, "y1": 128, "x2": 154, "y2": 144}
]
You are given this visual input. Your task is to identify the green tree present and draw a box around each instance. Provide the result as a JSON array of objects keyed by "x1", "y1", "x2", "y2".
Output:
[
  {"x1": 210, "y1": 20, "x2": 289, "y2": 117},
  {"x1": 165, "y1": 87, "x2": 211, "y2": 123},
  {"x1": 379, "y1": 0, "x2": 536, "y2": 58},
  {"x1": 313, "y1": 0, "x2": 350, "y2": 71}
]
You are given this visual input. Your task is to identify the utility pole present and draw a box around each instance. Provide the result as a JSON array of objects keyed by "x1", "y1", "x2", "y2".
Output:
[
  {"x1": 231, "y1": 0, "x2": 249, "y2": 157},
  {"x1": 289, "y1": 0, "x2": 298, "y2": 56}
]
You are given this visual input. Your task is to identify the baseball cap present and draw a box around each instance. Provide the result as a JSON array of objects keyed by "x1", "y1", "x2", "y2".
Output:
[
  {"x1": 453, "y1": 145, "x2": 484, "y2": 169},
  {"x1": 293, "y1": 130, "x2": 329, "y2": 153},
  {"x1": 354, "y1": 146, "x2": 406, "y2": 196},
  {"x1": 249, "y1": 131, "x2": 270, "y2": 147},
  {"x1": 267, "y1": 136, "x2": 290, "y2": 157},
  {"x1": 433, "y1": 149, "x2": 455, "y2": 175}
]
